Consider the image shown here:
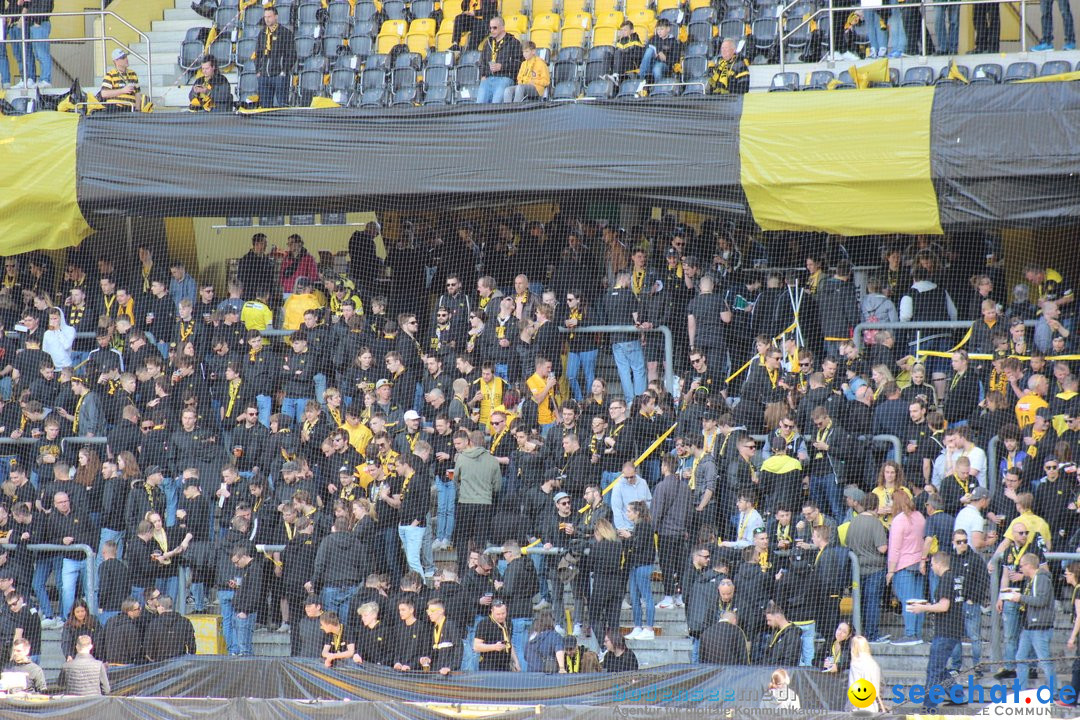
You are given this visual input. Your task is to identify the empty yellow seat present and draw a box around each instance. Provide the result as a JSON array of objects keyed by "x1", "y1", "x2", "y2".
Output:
[
  {"x1": 529, "y1": 27, "x2": 555, "y2": 48},
  {"x1": 532, "y1": 0, "x2": 559, "y2": 15},
  {"x1": 531, "y1": 12, "x2": 562, "y2": 31},
  {"x1": 378, "y1": 18, "x2": 408, "y2": 38},
  {"x1": 688, "y1": 0, "x2": 711, "y2": 9},
  {"x1": 628, "y1": 8, "x2": 655, "y2": 36},
  {"x1": 561, "y1": 0, "x2": 590, "y2": 15},
  {"x1": 624, "y1": 0, "x2": 649, "y2": 15},
  {"x1": 505, "y1": 13, "x2": 529, "y2": 35},
  {"x1": 409, "y1": 18, "x2": 437, "y2": 38},
  {"x1": 406, "y1": 33, "x2": 431, "y2": 55},
  {"x1": 591, "y1": 24, "x2": 616, "y2": 45},
  {"x1": 595, "y1": 10, "x2": 624, "y2": 27},
  {"x1": 655, "y1": 0, "x2": 681, "y2": 10},
  {"x1": 561, "y1": 26, "x2": 587, "y2": 46},
  {"x1": 562, "y1": 11, "x2": 593, "y2": 29},
  {"x1": 593, "y1": 0, "x2": 619, "y2": 14},
  {"x1": 501, "y1": 0, "x2": 527, "y2": 17}
]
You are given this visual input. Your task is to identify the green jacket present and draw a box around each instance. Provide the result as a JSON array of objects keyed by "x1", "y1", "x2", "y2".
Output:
[{"x1": 454, "y1": 446, "x2": 502, "y2": 505}]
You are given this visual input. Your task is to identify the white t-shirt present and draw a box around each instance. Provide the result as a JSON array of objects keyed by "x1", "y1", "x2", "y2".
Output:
[{"x1": 954, "y1": 505, "x2": 987, "y2": 540}]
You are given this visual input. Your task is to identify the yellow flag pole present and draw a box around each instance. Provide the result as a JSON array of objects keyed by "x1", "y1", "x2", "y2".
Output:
[
  {"x1": 579, "y1": 422, "x2": 680, "y2": 514},
  {"x1": 521, "y1": 538, "x2": 542, "y2": 555}
]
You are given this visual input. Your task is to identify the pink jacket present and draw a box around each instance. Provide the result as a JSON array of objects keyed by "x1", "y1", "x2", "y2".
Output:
[{"x1": 887, "y1": 510, "x2": 925, "y2": 573}]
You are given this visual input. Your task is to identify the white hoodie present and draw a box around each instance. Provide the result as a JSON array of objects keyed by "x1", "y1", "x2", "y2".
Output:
[{"x1": 42, "y1": 307, "x2": 76, "y2": 369}]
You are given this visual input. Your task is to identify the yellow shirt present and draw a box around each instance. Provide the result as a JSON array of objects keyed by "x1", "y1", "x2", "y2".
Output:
[
  {"x1": 1005, "y1": 510, "x2": 1053, "y2": 551},
  {"x1": 516, "y1": 56, "x2": 550, "y2": 92},
  {"x1": 1014, "y1": 392, "x2": 1048, "y2": 430},
  {"x1": 241, "y1": 300, "x2": 274, "y2": 331},
  {"x1": 343, "y1": 421, "x2": 373, "y2": 455},
  {"x1": 282, "y1": 291, "x2": 326, "y2": 331},
  {"x1": 526, "y1": 373, "x2": 556, "y2": 426}
]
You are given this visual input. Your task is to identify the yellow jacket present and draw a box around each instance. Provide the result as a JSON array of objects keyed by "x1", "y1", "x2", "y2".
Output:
[{"x1": 517, "y1": 56, "x2": 550, "y2": 92}]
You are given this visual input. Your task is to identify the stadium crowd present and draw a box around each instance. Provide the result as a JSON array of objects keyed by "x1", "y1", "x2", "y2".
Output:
[{"x1": 0, "y1": 217, "x2": 1076, "y2": 709}]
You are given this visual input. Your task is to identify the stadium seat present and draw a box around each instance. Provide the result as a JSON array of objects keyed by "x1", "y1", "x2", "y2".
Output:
[
  {"x1": 425, "y1": 64, "x2": 451, "y2": 87},
  {"x1": 350, "y1": 34, "x2": 374, "y2": 57},
  {"x1": 242, "y1": 7, "x2": 263, "y2": 30},
  {"x1": 298, "y1": 55, "x2": 330, "y2": 103},
  {"x1": 1040, "y1": 59, "x2": 1071, "y2": 76},
  {"x1": 407, "y1": 34, "x2": 432, "y2": 55},
  {"x1": 591, "y1": 25, "x2": 617, "y2": 46},
  {"x1": 533, "y1": 0, "x2": 559, "y2": 16},
  {"x1": 935, "y1": 63, "x2": 968, "y2": 84},
  {"x1": 460, "y1": 49, "x2": 482, "y2": 65},
  {"x1": 683, "y1": 78, "x2": 706, "y2": 94},
  {"x1": 238, "y1": 68, "x2": 259, "y2": 98},
  {"x1": 530, "y1": 28, "x2": 556, "y2": 50},
  {"x1": 214, "y1": 6, "x2": 239, "y2": 32},
  {"x1": 236, "y1": 36, "x2": 257, "y2": 64},
  {"x1": 325, "y1": 21, "x2": 351, "y2": 36},
  {"x1": 392, "y1": 67, "x2": 419, "y2": 92},
  {"x1": 456, "y1": 53, "x2": 482, "y2": 85},
  {"x1": 616, "y1": 76, "x2": 645, "y2": 97},
  {"x1": 7, "y1": 96, "x2": 34, "y2": 114},
  {"x1": 355, "y1": 2, "x2": 378, "y2": 22},
  {"x1": 209, "y1": 37, "x2": 234, "y2": 68},
  {"x1": 584, "y1": 45, "x2": 613, "y2": 82},
  {"x1": 868, "y1": 66, "x2": 899, "y2": 87},
  {"x1": 435, "y1": 18, "x2": 456, "y2": 50},
  {"x1": 296, "y1": 3, "x2": 322, "y2": 25},
  {"x1": 649, "y1": 81, "x2": 681, "y2": 95},
  {"x1": 532, "y1": 12, "x2": 562, "y2": 32},
  {"x1": 561, "y1": 26, "x2": 589, "y2": 48},
  {"x1": 391, "y1": 85, "x2": 421, "y2": 106},
  {"x1": 629, "y1": 9, "x2": 656, "y2": 34},
  {"x1": 178, "y1": 27, "x2": 207, "y2": 71},
  {"x1": 297, "y1": 22, "x2": 321, "y2": 40},
  {"x1": 323, "y1": 34, "x2": 348, "y2": 56},
  {"x1": 804, "y1": 68, "x2": 834, "y2": 90},
  {"x1": 377, "y1": 20, "x2": 409, "y2": 52},
  {"x1": 502, "y1": 0, "x2": 527, "y2": 18},
  {"x1": 769, "y1": 71, "x2": 798, "y2": 90},
  {"x1": 971, "y1": 63, "x2": 1002, "y2": 83},
  {"x1": 333, "y1": 52, "x2": 362, "y2": 70},
  {"x1": 295, "y1": 35, "x2": 320, "y2": 60},
  {"x1": 407, "y1": 18, "x2": 437, "y2": 49},
  {"x1": 719, "y1": 18, "x2": 749, "y2": 42},
  {"x1": 383, "y1": 0, "x2": 408, "y2": 19},
  {"x1": 552, "y1": 58, "x2": 579, "y2": 84},
  {"x1": 506, "y1": 13, "x2": 530, "y2": 35},
  {"x1": 361, "y1": 66, "x2": 388, "y2": 91},
  {"x1": 456, "y1": 83, "x2": 480, "y2": 101},
  {"x1": 1003, "y1": 61, "x2": 1036, "y2": 82},
  {"x1": 327, "y1": 0, "x2": 352, "y2": 23},
  {"x1": 834, "y1": 69, "x2": 856, "y2": 88},
  {"x1": 563, "y1": 0, "x2": 591, "y2": 16},
  {"x1": 656, "y1": 0, "x2": 682, "y2": 12},
  {"x1": 688, "y1": 0, "x2": 712, "y2": 9},
  {"x1": 900, "y1": 65, "x2": 934, "y2": 86},
  {"x1": 750, "y1": 17, "x2": 778, "y2": 59},
  {"x1": 357, "y1": 87, "x2": 388, "y2": 106},
  {"x1": 782, "y1": 13, "x2": 812, "y2": 54},
  {"x1": 330, "y1": 68, "x2": 358, "y2": 95},
  {"x1": 422, "y1": 84, "x2": 453, "y2": 104},
  {"x1": 685, "y1": 41, "x2": 710, "y2": 57},
  {"x1": 427, "y1": 50, "x2": 456, "y2": 67},
  {"x1": 594, "y1": 0, "x2": 619, "y2": 14},
  {"x1": 366, "y1": 52, "x2": 393, "y2": 70},
  {"x1": 681, "y1": 54, "x2": 708, "y2": 81},
  {"x1": 412, "y1": 0, "x2": 437, "y2": 18},
  {"x1": 352, "y1": 19, "x2": 380, "y2": 37},
  {"x1": 557, "y1": 45, "x2": 586, "y2": 62},
  {"x1": 584, "y1": 76, "x2": 616, "y2": 97},
  {"x1": 552, "y1": 78, "x2": 581, "y2": 99},
  {"x1": 624, "y1": 0, "x2": 649, "y2": 16},
  {"x1": 563, "y1": 11, "x2": 594, "y2": 30},
  {"x1": 276, "y1": 3, "x2": 295, "y2": 25}
]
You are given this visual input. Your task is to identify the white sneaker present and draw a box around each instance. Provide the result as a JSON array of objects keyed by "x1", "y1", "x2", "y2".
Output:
[
  {"x1": 636, "y1": 627, "x2": 656, "y2": 640},
  {"x1": 36, "y1": 80, "x2": 51, "y2": 88},
  {"x1": 572, "y1": 623, "x2": 583, "y2": 636},
  {"x1": 656, "y1": 596, "x2": 675, "y2": 609},
  {"x1": 674, "y1": 595, "x2": 685, "y2": 608},
  {"x1": 842, "y1": 51, "x2": 860, "y2": 61},
  {"x1": 877, "y1": 47, "x2": 888, "y2": 59},
  {"x1": 533, "y1": 599, "x2": 552, "y2": 610},
  {"x1": 12, "y1": 79, "x2": 28, "y2": 89},
  {"x1": 277, "y1": 622, "x2": 290, "y2": 633},
  {"x1": 621, "y1": 599, "x2": 632, "y2": 610},
  {"x1": 555, "y1": 625, "x2": 566, "y2": 636},
  {"x1": 626, "y1": 626, "x2": 643, "y2": 639}
]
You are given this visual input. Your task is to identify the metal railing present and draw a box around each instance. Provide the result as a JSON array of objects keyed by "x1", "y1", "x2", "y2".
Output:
[
  {"x1": 848, "y1": 550, "x2": 862, "y2": 636},
  {"x1": 559, "y1": 324, "x2": 675, "y2": 396},
  {"x1": 0, "y1": 9, "x2": 153, "y2": 99},
  {"x1": 852, "y1": 318, "x2": 1038, "y2": 353},
  {"x1": 1, "y1": 543, "x2": 98, "y2": 616},
  {"x1": 777, "y1": 0, "x2": 1034, "y2": 73}
]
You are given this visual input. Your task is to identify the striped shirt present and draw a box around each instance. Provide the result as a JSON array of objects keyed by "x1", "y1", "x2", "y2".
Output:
[{"x1": 101, "y1": 68, "x2": 140, "y2": 106}]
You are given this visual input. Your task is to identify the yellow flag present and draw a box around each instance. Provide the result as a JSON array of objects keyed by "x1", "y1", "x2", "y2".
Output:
[
  {"x1": 851, "y1": 57, "x2": 889, "y2": 89},
  {"x1": 947, "y1": 60, "x2": 969, "y2": 84},
  {"x1": 310, "y1": 96, "x2": 341, "y2": 108},
  {"x1": 85, "y1": 92, "x2": 105, "y2": 114},
  {"x1": 1017, "y1": 70, "x2": 1080, "y2": 83},
  {"x1": 203, "y1": 25, "x2": 220, "y2": 54}
]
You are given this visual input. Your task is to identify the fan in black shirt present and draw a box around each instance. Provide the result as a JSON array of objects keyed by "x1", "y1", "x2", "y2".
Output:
[
  {"x1": 390, "y1": 598, "x2": 431, "y2": 672},
  {"x1": 353, "y1": 601, "x2": 391, "y2": 666}
]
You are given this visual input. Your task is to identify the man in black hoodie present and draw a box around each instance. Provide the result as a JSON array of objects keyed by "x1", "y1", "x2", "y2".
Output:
[
  {"x1": 229, "y1": 543, "x2": 263, "y2": 656},
  {"x1": 613, "y1": 21, "x2": 646, "y2": 76},
  {"x1": 640, "y1": 19, "x2": 682, "y2": 82},
  {"x1": 497, "y1": 541, "x2": 538, "y2": 671},
  {"x1": 305, "y1": 517, "x2": 362, "y2": 621},
  {"x1": 102, "y1": 597, "x2": 144, "y2": 665},
  {"x1": 143, "y1": 596, "x2": 196, "y2": 661}
]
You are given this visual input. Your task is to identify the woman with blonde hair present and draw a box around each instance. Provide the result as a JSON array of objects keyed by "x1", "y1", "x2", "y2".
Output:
[
  {"x1": 872, "y1": 460, "x2": 912, "y2": 528},
  {"x1": 849, "y1": 635, "x2": 886, "y2": 712},
  {"x1": 887, "y1": 490, "x2": 926, "y2": 645},
  {"x1": 589, "y1": 519, "x2": 625, "y2": 636},
  {"x1": 765, "y1": 667, "x2": 801, "y2": 709}
]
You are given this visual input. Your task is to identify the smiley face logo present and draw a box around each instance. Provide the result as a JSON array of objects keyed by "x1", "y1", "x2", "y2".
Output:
[{"x1": 848, "y1": 679, "x2": 877, "y2": 709}]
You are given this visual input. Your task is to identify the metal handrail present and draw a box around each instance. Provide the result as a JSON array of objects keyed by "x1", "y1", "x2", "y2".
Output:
[
  {"x1": 848, "y1": 550, "x2": 862, "y2": 636},
  {"x1": 0, "y1": 10, "x2": 154, "y2": 99},
  {"x1": 559, "y1": 324, "x2": 675, "y2": 396},
  {"x1": 989, "y1": 549, "x2": 1003, "y2": 663},
  {"x1": 1, "y1": 543, "x2": 98, "y2": 616},
  {"x1": 777, "y1": 0, "x2": 1033, "y2": 73}
]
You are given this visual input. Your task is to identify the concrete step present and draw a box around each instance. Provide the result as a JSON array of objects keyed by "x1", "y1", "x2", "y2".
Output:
[
  {"x1": 152, "y1": 18, "x2": 213, "y2": 34},
  {"x1": 163, "y1": 8, "x2": 210, "y2": 22}
]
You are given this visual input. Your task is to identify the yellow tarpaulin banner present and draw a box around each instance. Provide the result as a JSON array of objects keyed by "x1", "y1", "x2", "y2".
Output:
[
  {"x1": 739, "y1": 88, "x2": 943, "y2": 237},
  {"x1": 0, "y1": 113, "x2": 93, "y2": 254},
  {"x1": 1017, "y1": 70, "x2": 1080, "y2": 83}
]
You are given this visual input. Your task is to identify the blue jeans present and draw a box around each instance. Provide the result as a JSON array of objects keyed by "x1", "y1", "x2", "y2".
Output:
[
  {"x1": 0, "y1": 40, "x2": 8, "y2": 84},
  {"x1": 629, "y1": 564, "x2": 655, "y2": 628},
  {"x1": 256, "y1": 394, "x2": 272, "y2": 428},
  {"x1": 281, "y1": 397, "x2": 310, "y2": 424},
  {"x1": 611, "y1": 340, "x2": 647, "y2": 404},
  {"x1": 809, "y1": 473, "x2": 842, "y2": 522},
  {"x1": 398, "y1": 524, "x2": 426, "y2": 577},
  {"x1": 861, "y1": 570, "x2": 886, "y2": 639},
  {"x1": 462, "y1": 615, "x2": 483, "y2": 671},
  {"x1": 1017, "y1": 628, "x2": 1055, "y2": 691},
  {"x1": 314, "y1": 373, "x2": 328, "y2": 406},
  {"x1": 258, "y1": 74, "x2": 288, "y2": 108},
  {"x1": 566, "y1": 350, "x2": 597, "y2": 402},
  {"x1": 1041, "y1": 0, "x2": 1077, "y2": 43},
  {"x1": 32, "y1": 556, "x2": 62, "y2": 619},
  {"x1": 379, "y1": 526, "x2": 402, "y2": 584},
  {"x1": 435, "y1": 476, "x2": 456, "y2": 541},
  {"x1": 233, "y1": 611, "x2": 257, "y2": 656},
  {"x1": 97, "y1": 528, "x2": 125, "y2": 569},
  {"x1": 218, "y1": 589, "x2": 236, "y2": 654},
  {"x1": 1003, "y1": 600, "x2": 1021, "y2": 668},
  {"x1": 924, "y1": 636, "x2": 961, "y2": 708},
  {"x1": 321, "y1": 585, "x2": 359, "y2": 620},
  {"x1": 61, "y1": 558, "x2": 86, "y2": 621},
  {"x1": 162, "y1": 476, "x2": 179, "y2": 526},
  {"x1": 98, "y1": 610, "x2": 119, "y2": 626},
  {"x1": 797, "y1": 621, "x2": 817, "y2": 666},
  {"x1": 936, "y1": 4, "x2": 959, "y2": 53},
  {"x1": 892, "y1": 566, "x2": 925, "y2": 638},
  {"x1": 511, "y1": 616, "x2": 531, "y2": 671},
  {"x1": 949, "y1": 601, "x2": 983, "y2": 670},
  {"x1": 887, "y1": 0, "x2": 907, "y2": 53},
  {"x1": 477, "y1": 75, "x2": 512, "y2": 103},
  {"x1": 11, "y1": 21, "x2": 51, "y2": 83},
  {"x1": 865, "y1": 10, "x2": 887, "y2": 51},
  {"x1": 638, "y1": 46, "x2": 670, "y2": 80}
]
